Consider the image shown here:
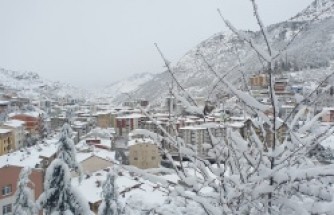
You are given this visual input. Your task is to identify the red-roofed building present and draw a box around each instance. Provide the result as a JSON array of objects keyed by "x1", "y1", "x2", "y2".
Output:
[{"x1": 9, "y1": 113, "x2": 41, "y2": 135}]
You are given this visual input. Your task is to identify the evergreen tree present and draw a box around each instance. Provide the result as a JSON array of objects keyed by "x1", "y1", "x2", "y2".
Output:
[
  {"x1": 57, "y1": 123, "x2": 82, "y2": 180},
  {"x1": 98, "y1": 171, "x2": 122, "y2": 215},
  {"x1": 39, "y1": 113, "x2": 49, "y2": 140},
  {"x1": 36, "y1": 159, "x2": 90, "y2": 215},
  {"x1": 13, "y1": 167, "x2": 35, "y2": 215},
  {"x1": 24, "y1": 133, "x2": 38, "y2": 147}
]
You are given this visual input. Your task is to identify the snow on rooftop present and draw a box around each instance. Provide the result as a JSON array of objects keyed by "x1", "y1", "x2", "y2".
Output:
[
  {"x1": 321, "y1": 135, "x2": 334, "y2": 150},
  {"x1": 25, "y1": 111, "x2": 41, "y2": 118},
  {"x1": 8, "y1": 111, "x2": 40, "y2": 118},
  {"x1": 180, "y1": 121, "x2": 245, "y2": 130},
  {"x1": 116, "y1": 113, "x2": 145, "y2": 119},
  {"x1": 0, "y1": 128, "x2": 12, "y2": 134},
  {"x1": 38, "y1": 146, "x2": 58, "y2": 158},
  {"x1": 153, "y1": 113, "x2": 170, "y2": 117},
  {"x1": 128, "y1": 138, "x2": 155, "y2": 147},
  {"x1": 0, "y1": 100, "x2": 10, "y2": 105},
  {"x1": 0, "y1": 139, "x2": 58, "y2": 168},
  {"x1": 323, "y1": 107, "x2": 334, "y2": 111},
  {"x1": 229, "y1": 116, "x2": 248, "y2": 121},
  {"x1": 3, "y1": 119, "x2": 26, "y2": 128},
  {"x1": 95, "y1": 110, "x2": 111, "y2": 115},
  {"x1": 72, "y1": 121, "x2": 88, "y2": 128},
  {"x1": 179, "y1": 125, "x2": 207, "y2": 130},
  {"x1": 76, "y1": 141, "x2": 116, "y2": 162},
  {"x1": 72, "y1": 167, "x2": 169, "y2": 205},
  {"x1": 227, "y1": 121, "x2": 245, "y2": 128},
  {"x1": 76, "y1": 152, "x2": 95, "y2": 163}
]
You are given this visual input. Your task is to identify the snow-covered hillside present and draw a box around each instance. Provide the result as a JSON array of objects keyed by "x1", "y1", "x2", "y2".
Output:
[
  {"x1": 292, "y1": 0, "x2": 334, "y2": 21},
  {"x1": 92, "y1": 73, "x2": 154, "y2": 103},
  {"x1": 107, "y1": 0, "x2": 334, "y2": 104},
  {"x1": 0, "y1": 67, "x2": 88, "y2": 100}
]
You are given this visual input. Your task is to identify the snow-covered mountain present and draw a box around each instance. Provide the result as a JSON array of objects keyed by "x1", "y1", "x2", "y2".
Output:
[
  {"x1": 92, "y1": 73, "x2": 154, "y2": 103},
  {"x1": 292, "y1": 0, "x2": 334, "y2": 21},
  {"x1": 0, "y1": 67, "x2": 88, "y2": 101},
  {"x1": 105, "y1": 0, "x2": 334, "y2": 104}
]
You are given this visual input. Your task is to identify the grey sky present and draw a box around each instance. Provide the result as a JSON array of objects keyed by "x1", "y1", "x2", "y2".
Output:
[{"x1": 0, "y1": 0, "x2": 313, "y2": 88}]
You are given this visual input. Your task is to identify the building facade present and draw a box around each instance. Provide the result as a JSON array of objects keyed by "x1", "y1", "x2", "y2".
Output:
[
  {"x1": 0, "y1": 165, "x2": 43, "y2": 215},
  {"x1": 128, "y1": 141, "x2": 160, "y2": 169},
  {"x1": 2, "y1": 120, "x2": 26, "y2": 150},
  {"x1": 9, "y1": 113, "x2": 41, "y2": 135},
  {"x1": 96, "y1": 112, "x2": 116, "y2": 128},
  {"x1": 115, "y1": 114, "x2": 146, "y2": 137},
  {"x1": 0, "y1": 129, "x2": 14, "y2": 156}
]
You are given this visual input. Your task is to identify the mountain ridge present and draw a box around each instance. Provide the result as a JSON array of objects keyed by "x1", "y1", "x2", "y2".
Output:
[
  {"x1": 101, "y1": 0, "x2": 334, "y2": 104},
  {"x1": 0, "y1": 67, "x2": 88, "y2": 101}
]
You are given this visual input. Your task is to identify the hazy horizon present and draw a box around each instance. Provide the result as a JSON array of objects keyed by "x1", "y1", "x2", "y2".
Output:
[{"x1": 0, "y1": 0, "x2": 313, "y2": 88}]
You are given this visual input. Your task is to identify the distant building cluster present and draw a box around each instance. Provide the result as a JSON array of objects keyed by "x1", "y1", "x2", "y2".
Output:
[{"x1": 0, "y1": 69, "x2": 334, "y2": 214}]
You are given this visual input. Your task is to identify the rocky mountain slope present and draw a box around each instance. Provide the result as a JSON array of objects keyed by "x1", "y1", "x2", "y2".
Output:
[
  {"x1": 107, "y1": 0, "x2": 334, "y2": 104},
  {"x1": 0, "y1": 67, "x2": 88, "y2": 101},
  {"x1": 93, "y1": 73, "x2": 154, "y2": 103}
]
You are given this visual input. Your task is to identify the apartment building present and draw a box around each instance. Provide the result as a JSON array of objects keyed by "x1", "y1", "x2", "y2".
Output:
[
  {"x1": 96, "y1": 111, "x2": 117, "y2": 128},
  {"x1": 115, "y1": 113, "x2": 146, "y2": 137},
  {"x1": 9, "y1": 112, "x2": 41, "y2": 135},
  {"x1": 0, "y1": 129, "x2": 14, "y2": 156},
  {"x1": 274, "y1": 78, "x2": 289, "y2": 92},
  {"x1": 50, "y1": 116, "x2": 68, "y2": 131},
  {"x1": 249, "y1": 74, "x2": 268, "y2": 89},
  {"x1": 179, "y1": 124, "x2": 225, "y2": 157},
  {"x1": 128, "y1": 140, "x2": 160, "y2": 169},
  {"x1": 0, "y1": 101, "x2": 10, "y2": 114},
  {"x1": 0, "y1": 165, "x2": 43, "y2": 215},
  {"x1": 2, "y1": 120, "x2": 26, "y2": 149},
  {"x1": 322, "y1": 107, "x2": 334, "y2": 123}
]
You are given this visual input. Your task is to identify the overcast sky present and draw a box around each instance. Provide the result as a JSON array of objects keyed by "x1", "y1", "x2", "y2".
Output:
[{"x1": 0, "y1": 0, "x2": 313, "y2": 88}]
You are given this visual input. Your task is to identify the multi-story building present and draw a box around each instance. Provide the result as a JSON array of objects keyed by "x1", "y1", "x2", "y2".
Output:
[
  {"x1": 50, "y1": 116, "x2": 68, "y2": 131},
  {"x1": 274, "y1": 78, "x2": 289, "y2": 92},
  {"x1": 322, "y1": 107, "x2": 334, "y2": 123},
  {"x1": 96, "y1": 111, "x2": 116, "y2": 128},
  {"x1": 115, "y1": 113, "x2": 146, "y2": 137},
  {"x1": 249, "y1": 74, "x2": 268, "y2": 89},
  {"x1": 0, "y1": 129, "x2": 14, "y2": 156},
  {"x1": 71, "y1": 121, "x2": 90, "y2": 142},
  {"x1": 0, "y1": 165, "x2": 43, "y2": 215},
  {"x1": 0, "y1": 100, "x2": 10, "y2": 114},
  {"x1": 9, "y1": 97, "x2": 30, "y2": 109},
  {"x1": 9, "y1": 112, "x2": 41, "y2": 135},
  {"x1": 128, "y1": 139, "x2": 160, "y2": 169},
  {"x1": 123, "y1": 99, "x2": 149, "y2": 109},
  {"x1": 179, "y1": 124, "x2": 225, "y2": 157},
  {"x1": 2, "y1": 120, "x2": 26, "y2": 149}
]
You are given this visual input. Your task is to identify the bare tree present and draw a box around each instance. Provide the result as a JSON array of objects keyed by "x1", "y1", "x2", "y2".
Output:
[{"x1": 125, "y1": 1, "x2": 334, "y2": 214}]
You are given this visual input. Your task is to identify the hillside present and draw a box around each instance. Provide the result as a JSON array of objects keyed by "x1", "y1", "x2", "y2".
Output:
[
  {"x1": 108, "y1": 0, "x2": 334, "y2": 104},
  {"x1": 0, "y1": 67, "x2": 88, "y2": 101},
  {"x1": 92, "y1": 73, "x2": 154, "y2": 103}
]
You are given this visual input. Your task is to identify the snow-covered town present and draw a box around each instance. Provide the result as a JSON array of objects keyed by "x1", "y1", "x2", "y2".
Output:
[{"x1": 1, "y1": 0, "x2": 334, "y2": 214}]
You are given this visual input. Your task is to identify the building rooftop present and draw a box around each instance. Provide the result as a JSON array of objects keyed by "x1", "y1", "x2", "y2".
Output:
[
  {"x1": 0, "y1": 139, "x2": 58, "y2": 169},
  {"x1": 0, "y1": 128, "x2": 12, "y2": 134},
  {"x1": 116, "y1": 113, "x2": 145, "y2": 119},
  {"x1": 3, "y1": 119, "x2": 26, "y2": 128}
]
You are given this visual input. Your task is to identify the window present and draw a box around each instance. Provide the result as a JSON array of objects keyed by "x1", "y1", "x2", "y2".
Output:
[
  {"x1": 134, "y1": 157, "x2": 138, "y2": 160},
  {"x1": 152, "y1": 156, "x2": 156, "y2": 160},
  {"x1": 2, "y1": 204, "x2": 12, "y2": 214},
  {"x1": 2, "y1": 185, "x2": 12, "y2": 196}
]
